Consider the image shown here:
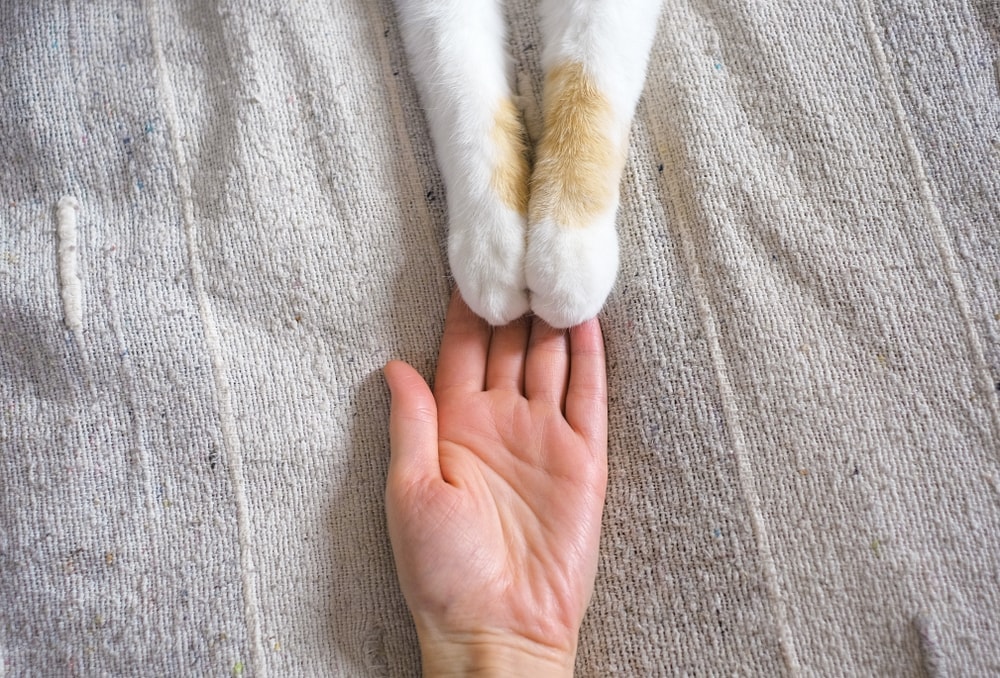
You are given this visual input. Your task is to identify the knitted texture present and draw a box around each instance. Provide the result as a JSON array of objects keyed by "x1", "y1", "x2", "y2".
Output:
[{"x1": 1, "y1": 1, "x2": 998, "y2": 675}]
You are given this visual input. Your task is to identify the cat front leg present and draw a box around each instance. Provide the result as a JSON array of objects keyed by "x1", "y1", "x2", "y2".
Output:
[
  {"x1": 526, "y1": 0, "x2": 662, "y2": 328},
  {"x1": 394, "y1": 0, "x2": 532, "y2": 325}
]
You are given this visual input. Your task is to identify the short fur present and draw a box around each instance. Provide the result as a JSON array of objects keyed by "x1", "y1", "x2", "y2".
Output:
[{"x1": 395, "y1": 0, "x2": 662, "y2": 327}]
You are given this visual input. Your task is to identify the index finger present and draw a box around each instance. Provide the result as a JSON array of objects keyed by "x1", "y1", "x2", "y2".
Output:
[
  {"x1": 565, "y1": 317, "x2": 607, "y2": 443},
  {"x1": 434, "y1": 291, "x2": 490, "y2": 396}
]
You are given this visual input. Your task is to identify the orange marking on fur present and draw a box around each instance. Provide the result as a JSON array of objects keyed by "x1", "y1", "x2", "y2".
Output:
[
  {"x1": 490, "y1": 99, "x2": 531, "y2": 215},
  {"x1": 530, "y1": 62, "x2": 623, "y2": 228}
]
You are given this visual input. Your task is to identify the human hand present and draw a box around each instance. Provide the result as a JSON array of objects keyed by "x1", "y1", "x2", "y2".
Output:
[{"x1": 384, "y1": 292, "x2": 608, "y2": 677}]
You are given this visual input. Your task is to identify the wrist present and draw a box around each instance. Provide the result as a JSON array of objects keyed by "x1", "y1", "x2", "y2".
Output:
[{"x1": 417, "y1": 630, "x2": 576, "y2": 678}]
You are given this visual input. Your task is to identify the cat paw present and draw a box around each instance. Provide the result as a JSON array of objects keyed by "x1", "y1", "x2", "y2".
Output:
[
  {"x1": 525, "y1": 210, "x2": 619, "y2": 329},
  {"x1": 524, "y1": 61, "x2": 626, "y2": 327},
  {"x1": 449, "y1": 206, "x2": 531, "y2": 326}
]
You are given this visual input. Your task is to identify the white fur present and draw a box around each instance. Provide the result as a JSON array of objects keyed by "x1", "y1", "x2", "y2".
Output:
[
  {"x1": 525, "y1": 203, "x2": 620, "y2": 328},
  {"x1": 528, "y1": 0, "x2": 661, "y2": 327},
  {"x1": 394, "y1": 0, "x2": 662, "y2": 327},
  {"x1": 394, "y1": 0, "x2": 529, "y2": 325}
]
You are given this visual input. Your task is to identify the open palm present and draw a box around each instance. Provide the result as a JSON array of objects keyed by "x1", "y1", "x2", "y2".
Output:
[{"x1": 384, "y1": 292, "x2": 608, "y2": 673}]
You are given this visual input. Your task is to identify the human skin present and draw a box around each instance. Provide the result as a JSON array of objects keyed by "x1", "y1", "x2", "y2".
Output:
[{"x1": 384, "y1": 292, "x2": 609, "y2": 676}]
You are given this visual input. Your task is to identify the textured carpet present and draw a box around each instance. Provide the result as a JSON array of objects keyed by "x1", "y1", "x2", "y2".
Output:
[{"x1": 1, "y1": 1, "x2": 998, "y2": 675}]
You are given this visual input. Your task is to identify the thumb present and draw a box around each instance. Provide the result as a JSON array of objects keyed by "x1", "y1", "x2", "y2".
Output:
[{"x1": 384, "y1": 360, "x2": 440, "y2": 484}]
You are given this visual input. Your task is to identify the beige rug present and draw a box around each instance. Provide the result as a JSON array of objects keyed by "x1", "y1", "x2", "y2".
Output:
[{"x1": 1, "y1": 0, "x2": 998, "y2": 674}]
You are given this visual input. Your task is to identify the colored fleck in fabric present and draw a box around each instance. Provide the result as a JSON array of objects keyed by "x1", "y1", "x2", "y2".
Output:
[{"x1": 1, "y1": 1, "x2": 999, "y2": 676}]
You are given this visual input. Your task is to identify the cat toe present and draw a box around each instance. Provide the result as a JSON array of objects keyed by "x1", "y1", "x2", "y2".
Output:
[
  {"x1": 525, "y1": 213, "x2": 618, "y2": 329},
  {"x1": 449, "y1": 209, "x2": 530, "y2": 326},
  {"x1": 455, "y1": 271, "x2": 530, "y2": 326}
]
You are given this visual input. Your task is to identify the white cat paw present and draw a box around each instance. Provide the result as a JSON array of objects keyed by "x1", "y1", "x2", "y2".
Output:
[
  {"x1": 525, "y1": 210, "x2": 619, "y2": 329},
  {"x1": 449, "y1": 204, "x2": 530, "y2": 326}
]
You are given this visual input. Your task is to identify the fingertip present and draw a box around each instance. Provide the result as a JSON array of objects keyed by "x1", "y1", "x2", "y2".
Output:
[
  {"x1": 384, "y1": 360, "x2": 431, "y2": 399},
  {"x1": 485, "y1": 315, "x2": 530, "y2": 393},
  {"x1": 383, "y1": 359, "x2": 409, "y2": 393},
  {"x1": 385, "y1": 360, "x2": 440, "y2": 484},
  {"x1": 565, "y1": 316, "x2": 607, "y2": 441},
  {"x1": 384, "y1": 358, "x2": 409, "y2": 373},
  {"x1": 447, "y1": 289, "x2": 480, "y2": 324},
  {"x1": 436, "y1": 290, "x2": 491, "y2": 394},
  {"x1": 579, "y1": 315, "x2": 601, "y2": 331},
  {"x1": 569, "y1": 319, "x2": 606, "y2": 370},
  {"x1": 524, "y1": 315, "x2": 570, "y2": 405}
]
